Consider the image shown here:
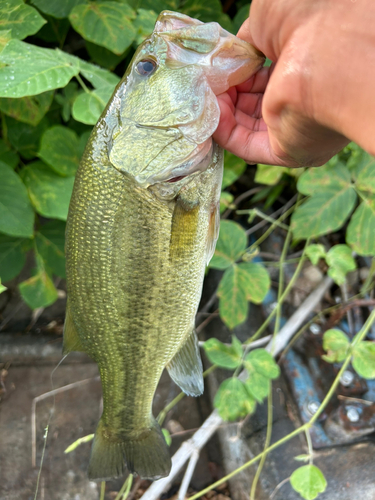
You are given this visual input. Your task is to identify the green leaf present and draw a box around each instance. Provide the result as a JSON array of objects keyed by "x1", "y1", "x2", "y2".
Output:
[
  {"x1": 0, "y1": 279, "x2": 6, "y2": 294},
  {"x1": 5, "y1": 115, "x2": 48, "y2": 159},
  {"x1": 217, "y1": 265, "x2": 248, "y2": 329},
  {"x1": 210, "y1": 220, "x2": 247, "y2": 270},
  {"x1": 255, "y1": 164, "x2": 288, "y2": 186},
  {"x1": 0, "y1": 30, "x2": 12, "y2": 53},
  {"x1": 138, "y1": 0, "x2": 178, "y2": 12},
  {"x1": 326, "y1": 244, "x2": 356, "y2": 285},
  {"x1": 290, "y1": 465, "x2": 327, "y2": 500},
  {"x1": 233, "y1": 4, "x2": 250, "y2": 34},
  {"x1": 203, "y1": 336, "x2": 243, "y2": 369},
  {"x1": 305, "y1": 244, "x2": 326, "y2": 266},
  {"x1": 86, "y1": 41, "x2": 127, "y2": 70},
  {"x1": 222, "y1": 151, "x2": 246, "y2": 190},
  {"x1": 64, "y1": 433, "x2": 94, "y2": 454},
  {"x1": 54, "y1": 81, "x2": 80, "y2": 122},
  {"x1": 0, "y1": 234, "x2": 28, "y2": 282},
  {"x1": 322, "y1": 328, "x2": 350, "y2": 363},
  {"x1": 0, "y1": 138, "x2": 19, "y2": 168},
  {"x1": 21, "y1": 160, "x2": 74, "y2": 220},
  {"x1": 244, "y1": 371, "x2": 270, "y2": 403},
  {"x1": 346, "y1": 197, "x2": 375, "y2": 256},
  {"x1": 245, "y1": 348, "x2": 280, "y2": 380},
  {"x1": 19, "y1": 252, "x2": 58, "y2": 309},
  {"x1": 0, "y1": 161, "x2": 34, "y2": 237},
  {"x1": 162, "y1": 428, "x2": 172, "y2": 446},
  {"x1": 38, "y1": 125, "x2": 80, "y2": 176},
  {"x1": 0, "y1": 0, "x2": 46, "y2": 40},
  {"x1": 78, "y1": 59, "x2": 120, "y2": 88},
  {"x1": 352, "y1": 341, "x2": 375, "y2": 379},
  {"x1": 354, "y1": 153, "x2": 375, "y2": 194},
  {"x1": 214, "y1": 378, "x2": 256, "y2": 421},
  {"x1": 69, "y1": 2, "x2": 136, "y2": 55},
  {"x1": 182, "y1": 0, "x2": 233, "y2": 32},
  {"x1": 35, "y1": 221, "x2": 66, "y2": 278},
  {"x1": 219, "y1": 191, "x2": 234, "y2": 214},
  {"x1": 72, "y1": 86, "x2": 114, "y2": 125},
  {"x1": 297, "y1": 161, "x2": 352, "y2": 196},
  {"x1": 291, "y1": 188, "x2": 357, "y2": 239},
  {"x1": 0, "y1": 40, "x2": 80, "y2": 98},
  {"x1": 0, "y1": 91, "x2": 54, "y2": 126},
  {"x1": 78, "y1": 130, "x2": 92, "y2": 157},
  {"x1": 237, "y1": 262, "x2": 270, "y2": 304},
  {"x1": 133, "y1": 9, "x2": 158, "y2": 46},
  {"x1": 31, "y1": 0, "x2": 87, "y2": 19}
]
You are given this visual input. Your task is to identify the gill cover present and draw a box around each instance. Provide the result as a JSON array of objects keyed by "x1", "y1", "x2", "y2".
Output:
[{"x1": 108, "y1": 11, "x2": 264, "y2": 187}]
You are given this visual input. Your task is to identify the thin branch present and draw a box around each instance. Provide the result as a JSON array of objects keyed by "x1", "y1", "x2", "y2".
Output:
[
  {"x1": 246, "y1": 194, "x2": 298, "y2": 236},
  {"x1": 221, "y1": 187, "x2": 262, "y2": 219},
  {"x1": 269, "y1": 477, "x2": 291, "y2": 500},
  {"x1": 178, "y1": 450, "x2": 200, "y2": 500}
]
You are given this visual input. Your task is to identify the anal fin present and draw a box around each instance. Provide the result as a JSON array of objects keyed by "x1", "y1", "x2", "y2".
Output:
[
  {"x1": 166, "y1": 329, "x2": 204, "y2": 396},
  {"x1": 63, "y1": 302, "x2": 85, "y2": 355}
]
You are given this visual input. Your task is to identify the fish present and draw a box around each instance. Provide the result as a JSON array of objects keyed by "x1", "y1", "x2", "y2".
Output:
[{"x1": 64, "y1": 10, "x2": 264, "y2": 482}]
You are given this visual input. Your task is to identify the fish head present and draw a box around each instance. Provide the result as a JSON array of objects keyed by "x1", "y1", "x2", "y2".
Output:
[{"x1": 108, "y1": 11, "x2": 264, "y2": 194}]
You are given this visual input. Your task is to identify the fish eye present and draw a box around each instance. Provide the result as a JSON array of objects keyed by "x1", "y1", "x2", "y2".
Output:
[{"x1": 136, "y1": 59, "x2": 157, "y2": 76}]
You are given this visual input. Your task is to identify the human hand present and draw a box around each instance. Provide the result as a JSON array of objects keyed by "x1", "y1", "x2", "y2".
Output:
[{"x1": 214, "y1": 0, "x2": 375, "y2": 166}]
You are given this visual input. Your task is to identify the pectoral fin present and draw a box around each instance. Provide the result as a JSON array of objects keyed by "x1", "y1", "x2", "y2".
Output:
[
  {"x1": 63, "y1": 302, "x2": 85, "y2": 355},
  {"x1": 206, "y1": 202, "x2": 220, "y2": 265},
  {"x1": 166, "y1": 329, "x2": 204, "y2": 396}
]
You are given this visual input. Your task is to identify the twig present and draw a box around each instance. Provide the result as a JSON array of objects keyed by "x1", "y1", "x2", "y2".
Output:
[
  {"x1": 178, "y1": 449, "x2": 200, "y2": 500},
  {"x1": 31, "y1": 376, "x2": 99, "y2": 467},
  {"x1": 269, "y1": 477, "x2": 291, "y2": 499},
  {"x1": 341, "y1": 282, "x2": 354, "y2": 335},
  {"x1": 196, "y1": 310, "x2": 219, "y2": 333},
  {"x1": 246, "y1": 194, "x2": 298, "y2": 236},
  {"x1": 198, "y1": 335, "x2": 271, "y2": 350},
  {"x1": 139, "y1": 278, "x2": 332, "y2": 500},
  {"x1": 221, "y1": 187, "x2": 262, "y2": 219},
  {"x1": 199, "y1": 289, "x2": 218, "y2": 314}
]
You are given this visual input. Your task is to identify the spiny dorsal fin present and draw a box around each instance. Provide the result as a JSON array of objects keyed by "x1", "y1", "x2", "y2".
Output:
[
  {"x1": 166, "y1": 329, "x2": 204, "y2": 396},
  {"x1": 63, "y1": 302, "x2": 85, "y2": 355}
]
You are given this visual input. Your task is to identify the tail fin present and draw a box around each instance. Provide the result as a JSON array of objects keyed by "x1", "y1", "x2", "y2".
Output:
[{"x1": 88, "y1": 417, "x2": 171, "y2": 481}]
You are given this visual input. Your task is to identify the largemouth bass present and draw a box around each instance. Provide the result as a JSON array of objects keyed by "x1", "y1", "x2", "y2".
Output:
[{"x1": 64, "y1": 11, "x2": 264, "y2": 481}]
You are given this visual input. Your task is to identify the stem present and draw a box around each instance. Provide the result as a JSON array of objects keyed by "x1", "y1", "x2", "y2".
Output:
[
  {"x1": 237, "y1": 208, "x2": 290, "y2": 231},
  {"x1": 273, "y1": 226, "x2": 293, "y2": 341},
  {"x1": 100, "y1": 481, "x2": 106, "y2": 500},
  {"x1": 188, "y1": 309, "x2": 375, "y2": 500},
  {"x1": 76, "y1": 74, "x2": 90, "y2": 93},
  {"x1": 305, "y1": 428, "x2": 313, "y2": 465},
  {"x1": 361, "y1": 257, "x2": 375, "y2": 294},
  {"x1": 249, "y1": 386, "x2": 273, "y2": 500},
  {"x1": 115, "y1": 474, "x2": 133, "y2": 500}
]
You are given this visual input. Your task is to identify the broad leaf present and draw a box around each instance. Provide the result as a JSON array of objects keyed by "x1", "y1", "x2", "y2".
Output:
[
  {"x1": 133, "y1": 9, "x2": 158, "y2": 45},
  {"x1": 322, "y1": 329, "x2": 350, "y2": 363},
  {"x1": 355, "y1": 153, "x2": 375, "y2": 194},
  {"x1": 0, "y1": 161, "x2": 34, "y2": 238},
  {"x1": 217, "y1": 265, "x2": 248, "y2": 329},
  {"x1": 203, "y1": 336, "x2": 243, "y2": 369},
  {"x1": 352, "y1": 341, "x2": 375, "y2": 379},
  {"x1": 244, "y1": 371, "x2": 270, "y2": 403},
  {"x1": 21, "y1": 161, "x2": 74, "y2": 220},
  {"x1": 210, "y1": 220, "x2": 247, "y2": 270},
  {"x1": 182, "y1": 0, "x2": 233, "y2": 32},
  {"x1": 233, "y1": 4, "x2": 249, "y2": 34},
  {"x1": 237, "y1": 262, "x2": 270, "y2": 304},
  {"x1": 291, "y1": 187, "x2": 357, "y2": 239},
  {"x1": 245, "y1": 348, "x2": 280, "y2": 380},
  {"x1": 305, "y1": 244, "x2": 326, "y2": 265},
  {"x1": 222, "y1": 151, "x2": 246, "y2": 190},
  {"x1": 0, "y1": 234, "x2": 28, "y2": 282},
  {"x1": 54, "y1": 81, "x2": 80, "y2": 122},
  {"x1": 78, "y1": 59, "x2": 120, "y2": 88},
  {"x1": 297, "y1": 161, "x2": 352, "y2": 196},
  {"x1": 214, "y1": 378, "x2": 256, "y2": 421},
  {"x1": 0, "y1": 0, "x2": 46, "y2": 40},
  {"x1": 0, "y1": 91, "x2": 54, "y2": 125},
  {"x1": 35, "y1": 221, "x2": 66, "y2": 278},
  {"x1": 0, "y1": 138, "x2": 19, "y2": 168},
  {"x1": 5, "y1": 115, "x2": 48, "y2": 159},
  {"x1": 290, "y1": 465, "x2": 327, "y2": 500},
  {"x1": 0, "y1": 40, "x2": 80, "y2": 98},
  {"x1": 69, "y1": 2, "x2": 136, "y2": 55},
  {"x1": 346, "y1": 197, "x2": 375, "y2": 256},
  {"x1": 255, "y1": 164, "x2": 288, "y2": 186},
  {"x1": 326, "y1": 244, "x2": 356, "y2": 285},
  {"x1": 72, "y1": 86, "x2": 114, "y2": 125},
  {"x1": 86, "y1": 41, "x2": 127, "y2": 70},
  {"x1": 31, "y1": 0, "x2": 87, "y2": 19},
  {"x1": 0, "y1": 279, "x2": 6, "y2": 294},
  {"x1": 0, "y1": 30, "x2": 12, "y2": 53},
  {"x1": 38, "y1": 126, "x2": 80, "y2": 176},
  {"x1": 19, "y1": 253, "x2": 58, "y2": 309}
]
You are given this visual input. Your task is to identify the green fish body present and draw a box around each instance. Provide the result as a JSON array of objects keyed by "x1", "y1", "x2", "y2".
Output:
[{"x1": 64, "y1": 11, "x2": 264, "y2": 481}]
